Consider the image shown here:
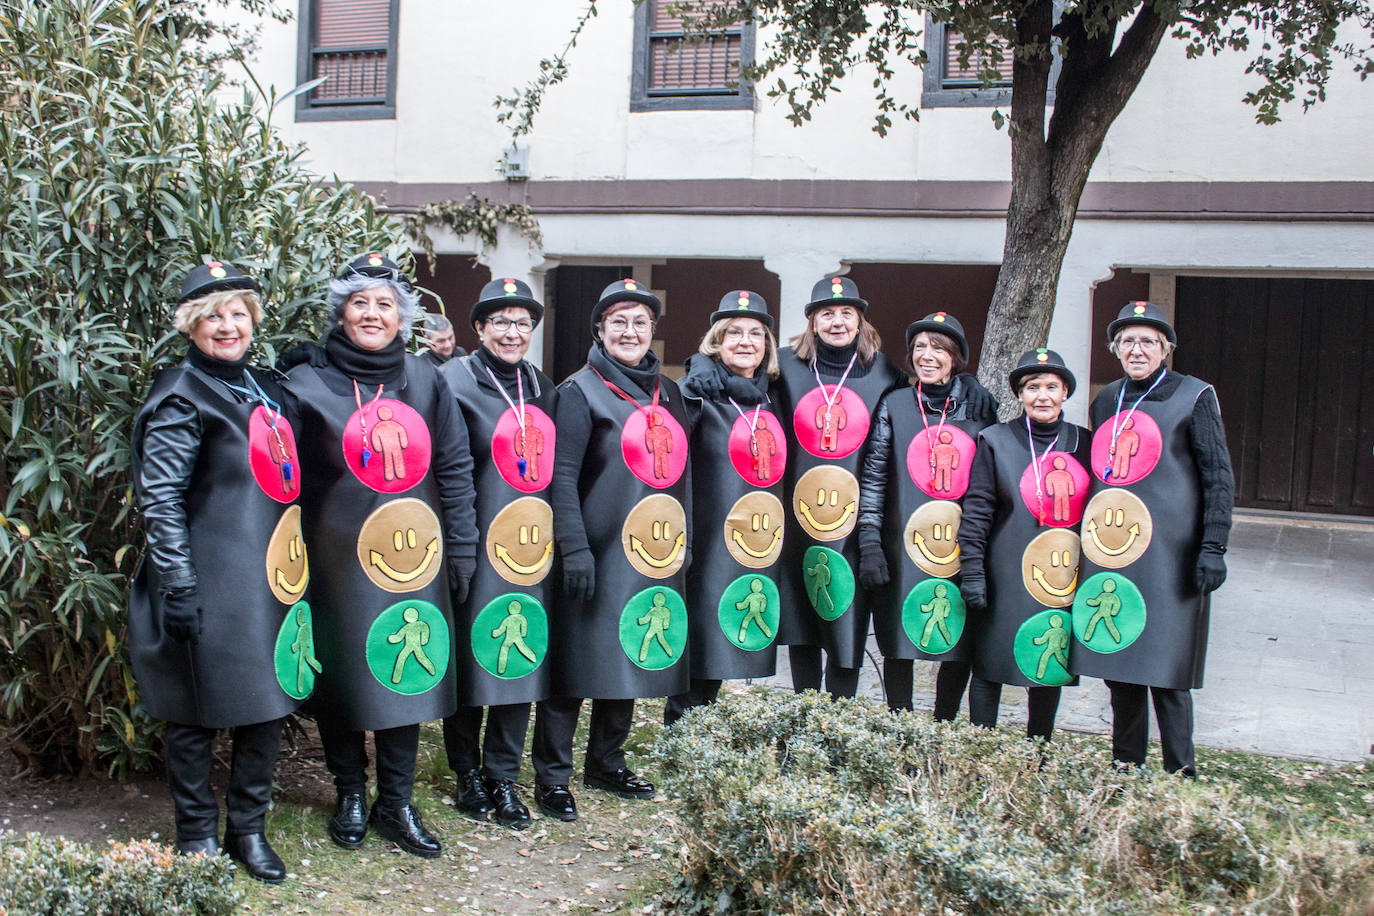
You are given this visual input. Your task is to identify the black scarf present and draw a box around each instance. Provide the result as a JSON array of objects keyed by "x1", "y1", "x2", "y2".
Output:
[
  {"x1": 587, "y1": 342, "x2": 661, "y2": 401},
  {"x1": 717, "y1": 357, "x2": 769, "y2": 405},
  {"x1": 324, "y1": 330, "x2": 407, "y2": 386},
  {"x1": 186, "y1": 345, "x2": 249, "y2": 381},
  {"x1": 1025, "y1": 414, "x2": 1066, "y2": 449},
  {"x1": 916, "y1": 376, "x2": 957, "y2": 410},
  {"x1": 1122, "y1": 364, "x2": 1183, "y2": 402}
]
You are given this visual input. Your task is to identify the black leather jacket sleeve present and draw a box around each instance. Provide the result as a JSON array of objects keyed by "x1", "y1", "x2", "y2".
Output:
[
  {"x1": 136, "y1": 394, "x2": 201, "y2": 592},
  {"x1": 857, "y1": 396, "x2": 894, "y2": 554},
  {"x1": 427, "y1": 365, "x2": 480, "y2": 561}
]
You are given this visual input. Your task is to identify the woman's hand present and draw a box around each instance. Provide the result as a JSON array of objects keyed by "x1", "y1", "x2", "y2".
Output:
[{"x1": 162, "y1": 587, "x2": 202, "y2": 644}]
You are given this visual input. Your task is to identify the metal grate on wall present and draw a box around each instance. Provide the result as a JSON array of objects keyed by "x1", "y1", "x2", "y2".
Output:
[{"x1": 647, "y1": 0, "x2": 742, "y2": 95}]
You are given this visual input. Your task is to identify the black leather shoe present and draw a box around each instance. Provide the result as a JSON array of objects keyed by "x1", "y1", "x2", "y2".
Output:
[
  {"x1": 534, "y1": 783, "x2": 578, "y2": 822},
  {"x1": 583, "y1": 767, "x2": 656, "y2": 800},
  {"x1": 224, "y1": 832, "x2": 286, "y2": 884},
  {"x1": 175, "y1": 836, "x2": 220, "y2": 857},
  {"x1": 370, "y1": 803, "x2": 442, "y2": 858},
  {"x1": 484, "y1": 778, "x2": 531, "y2": 830},
  {"x1": 455, "y1": 768, "x2": 494, "y2": 822},
  {"x1": 328, "y1": 792, "x2": 368, "y2": 850}
]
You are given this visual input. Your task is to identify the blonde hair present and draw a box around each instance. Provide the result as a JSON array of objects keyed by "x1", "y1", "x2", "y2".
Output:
[
  {"x1": 698, "y1": 317, "x2": 780, "y2": 380},
  {"x1": 789, "y1": 313, "x2": 882, "y2": 365},
  {"x1": 173, "y1": 289, "x2": 263, "y2": 336}
]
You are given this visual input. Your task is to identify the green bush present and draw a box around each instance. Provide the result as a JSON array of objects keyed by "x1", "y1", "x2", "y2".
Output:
[
  {"x1": 0, "y1": 831, "x2": 240, "y2": 915},
  {"x1": 654, "y1": 690, "x2": 1374, "y2": 915},
  {"x1": 0, "y1": 0, "x2": 403, "y2": 775}
]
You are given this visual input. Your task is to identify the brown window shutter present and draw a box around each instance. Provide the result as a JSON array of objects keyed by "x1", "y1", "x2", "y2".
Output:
[
  {"x1": 943, "y1": 30, "x2": 1014, "y2": 88},
  {"x1": 311, "y1": 0, "x2": 392, "y2": 104},
  {"x1": 647, "y1": 0, "x2": 743, "y2": 94}
]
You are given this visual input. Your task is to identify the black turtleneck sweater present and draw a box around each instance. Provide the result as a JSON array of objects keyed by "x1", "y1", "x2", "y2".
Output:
[
  {"x1": 814, "y1": 339, "x2": 875, "y2": 380},
  {"x1": 1089, "y1": 366, "x2": 1234, "y2": 552}
]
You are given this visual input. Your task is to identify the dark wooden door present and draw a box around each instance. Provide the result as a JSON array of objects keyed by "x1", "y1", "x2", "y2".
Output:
[
  {"x1": 547, "y1": 265, "x2": 632, "y2": 385},
  {"x1": 1174, "y1": 275, "x2": 1374, "y2": 516}
]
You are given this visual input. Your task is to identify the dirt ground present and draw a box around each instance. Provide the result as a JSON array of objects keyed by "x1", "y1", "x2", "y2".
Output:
[{"x1": 0, "y1": 707, "x2": 679, "y2": 915}]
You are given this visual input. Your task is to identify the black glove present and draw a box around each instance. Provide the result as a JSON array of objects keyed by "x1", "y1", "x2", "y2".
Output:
[
  {"x1": 858, "y1": 544, "x2": 890, "y2": 589},
  {"x1": 562, "y1": 547, "x2": 596, "y2": 602},
  {"x1": 161, "y1": 587, "x2": 201, "y2": 644},
  {"x1": 960, "y1": 569, "x2": 987, "y2": 613},
  {"x1": 682, "y1": 356, "x2": 726, "y2": 400},
  {"x1": 276, "y1": 340, "x2": 328, "y2": 372},
  {"x1": 1195, "y1": 550, "x2": 1227, "y2": 594},
  {"x1": 448, "y1": 554, "x2": 476, "y2": 606},
  {"x1": 957, "y1": 373, "x2": 999, "y2": 423}
]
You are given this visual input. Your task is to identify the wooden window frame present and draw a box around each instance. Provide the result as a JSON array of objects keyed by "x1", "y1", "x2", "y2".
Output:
[
  {"x1": 295, "y1": 0, "x2": 398, "y2": 122},
  {"x1": 631, "y1": 0, "x2": 755, "y2": 112},
  {"x1": 921, "y1": 15, "x2": 1060, "y2": 109}
]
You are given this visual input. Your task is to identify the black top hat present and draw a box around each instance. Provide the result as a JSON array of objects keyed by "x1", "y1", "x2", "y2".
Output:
[
  {"x1": 178, "y1": 260, "x2": 260, "y2": 305},
  {"x1": 803, "y1": 276, "x2": 868, "y2": 317},
  {"x1": 471, "y1": 276, "x2": 545, "y2": 328},
  {"x1": 1008, "y1": 347, "x2": 1076, "y2": 398},
  {"x1": 1107, "y1": 301, "x2": 1176, "y2": 345},
  {"x1": 340, "y1": 252, "x2": 412, "y2": 288},
  {"x1": 590, "y1": 278, "x2": 662, "y2": 335},
  {"x1": 709, "y1": 289, "x2": 774, "y2": 330},
  {"x1": 904, "y1": 311, "x2": 969, "y2": 362}
]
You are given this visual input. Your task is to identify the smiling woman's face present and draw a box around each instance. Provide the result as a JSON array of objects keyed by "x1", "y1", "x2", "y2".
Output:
[
  {"x1": 339, "y1": 285, "x2": 400, "y2": 350},
  {"x1": 190, "y1": 296, "x2": 254, "y2": 362}
]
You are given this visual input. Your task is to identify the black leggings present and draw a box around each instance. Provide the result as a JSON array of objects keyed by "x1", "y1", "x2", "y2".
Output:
[
  {"x1": 967, "y1": 676, "x2": 1061, "y2": 741},
  {"x1": 788, "y1": 645, "x2": 860, "y2": 699}
]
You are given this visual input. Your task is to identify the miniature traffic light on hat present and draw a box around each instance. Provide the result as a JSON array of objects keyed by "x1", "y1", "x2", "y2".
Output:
[
  {"x1": 803, "y1": 276, "x2": 868, "y2": 317},
  {"x1": 471, "y1": 276, "x2": 545, "y2": 328},
  {"x1": 709, "y1": 289, "x2": 774, "y2": 330},
  {"x1": 1008, "y1": 347, "x2": 1076, "y2": 397},
  {"x1": 1106, "y1": 300, "x2": 1176, "y2": 345},
  {"x1": 590, "y1": 278, "x2": 663, "y2": 334},
  {"x1": 178, "y1": 259, "x2": 261, "y2": 305},
  {"x1": 904, "y1": 311, "x2": 969, "y2": 362}
]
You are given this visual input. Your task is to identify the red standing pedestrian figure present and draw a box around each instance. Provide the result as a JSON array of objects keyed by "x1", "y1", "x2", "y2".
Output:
[
  {"x1": 929, "y1": 429, "x2": 960, "y2": 493},
  {"x1": 815, "y1": 401, "x2": 847, "y2": 452},
  {"x1": 1044, "y1": 456, "x2": 1076, "y2": 523},
  {"x1": 750, "y1": 416, "x2": 777, "y2": 482},
  {"x1": 514, "y1": 419, "x2": 543, "y2": 482},
  {"x1": 1110, "y1": 416, "x2": 1140, "y2": 480},
  {"x1": 370, "y1": 405, "x2": 409, "y2": 482},
  {"x1": 268, "y1": 431, "x2": 297, "y2": 494},
  {"x1": 644, "y1": 410, "x2": 674, "y2": 479}
]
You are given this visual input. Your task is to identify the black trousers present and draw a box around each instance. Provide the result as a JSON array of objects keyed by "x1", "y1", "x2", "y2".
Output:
[
  {"x1": 531, "y1": 696, "x2": 633, "y2": 785},
  {"x1": 664, "y1": 678, "x2": 723, "y2": 726},
  {"x1": 881, "y1": 658, "x2": 972, "y2": 717},
  {"x1": 442, "y1": 702, "x2": 531, "y2": 782},
  {"x1": 788, "y1": 645, "x2": 860, "y2": 699},
  {"x1": 967, "y1": 676, "x2": 1061, "y2": 741},
  {"x1": 1105, "y1": 680, "x2": 1196, "y2": 773},
  {"x1": 316, "y1": 719, "x2": 419, "y2": 809},
  {"x1": 165, "y1": 718, "x2": 282, "y2": 841}
]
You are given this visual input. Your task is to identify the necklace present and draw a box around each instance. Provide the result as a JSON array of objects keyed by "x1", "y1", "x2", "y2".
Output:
[
  {"x1": 484, "y1": 363, "x2": 530, "y2": 477},
  {"x1": 352, "y1": 379, "x2": 385, "y2": 468},
  {"x1": 221, "y1": 372, "x2": 294, "y2": 483},
  {"x1": 1104, "y1": 370, "x2": 1166, "y2": 480},
  {"x1": 812, "y1": 351, "x2": 858, "y2": 427},
  {"x1": 1026, "y1": 414, "x2": 1061, "y2": 526},
  {"x1": 916, "y1": 381, "x2": 953, "y2": 488}
]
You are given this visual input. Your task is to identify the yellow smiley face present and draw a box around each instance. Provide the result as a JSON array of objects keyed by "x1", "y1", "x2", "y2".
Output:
[
  {"x1": 265, "y1": 505, "x2": 309, "y2": 604},
  {"x1": 622, "y1": 494, "x2": 688, "y2": 579},
  {"x1": 1081, "y1": 489, "x2": 1153, "y2": 569},
  {"x1": 723, "y1": 492, "x2": 785, "y2": 569},
  {"x1": 356, "y1": 498, "x2": 443, "y2": 593},
  {"x1": 1021, "y1": 529, "x2": 1082, "y2": 607},
  {"x1": 485, "y1": 497, "x2": 555, "y2": 586},
  {"x1": 903, "y1": 500, "x2": 962, "y2": 576},
  {"x1": 793, "y1": 466, "x2": 859, "y2": 542}
]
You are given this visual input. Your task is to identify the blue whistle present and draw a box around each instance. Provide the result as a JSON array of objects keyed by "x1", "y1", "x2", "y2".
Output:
[
  {"x1": 362, "y1": 448, "x2": 372, "y2": 468},
  {"x1": 1102, "y1": 465, "x2": 1112, "y2": 480},
  {"x1": 518, "y1": 458, "x2": 527, "y2": 477},
  {"x1": 282, "y1": 461, "x2": 294, "y2": 482}
]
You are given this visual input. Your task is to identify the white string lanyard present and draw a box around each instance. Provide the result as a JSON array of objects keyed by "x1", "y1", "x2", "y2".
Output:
[
  {"x1": 727, "y1": 396, "x2": 765, "y2": 454},
  {"x1": 1104, "y1": 369, "x2": 1166, "y2": 480},
  {"x1": 221, "y1": 372, "x2": 294, "y2": 482},
  {"x1": 1026, "y1": 414, "x2": 1061, "y2": 525},
  {"x1": 812, "y1": 350, "x2": 858, "y2": 425},
  {"x1": 352, "y1": 379, "x2": 385, "y2": 468},
  {"x1": 484, "y1": 363, "x2": 531, "y2": 476},
  {"x1": 916, "y1": 381, "x2": 952, "y2": 483}
]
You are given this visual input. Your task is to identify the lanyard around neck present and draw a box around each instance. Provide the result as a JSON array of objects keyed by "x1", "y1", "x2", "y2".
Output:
[
  {"x1": 1026, "y1": 414, "x2": 1061, "y2": 524},
  {"x1": 591, "y1": 366, "x2": 661, "y2": 420},
  {"x1": 812, "y1": 350, "x2": 858, "y2": 421},
  {"x1": 1104, "y1": 369, "x2": 1166, "y2": 478},
  {"x1": 352, "y1": 378, "x2": 385, "y2": 467}
]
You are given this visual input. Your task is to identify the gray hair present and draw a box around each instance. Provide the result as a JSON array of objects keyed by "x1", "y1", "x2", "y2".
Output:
[
  {"x1": 327, "y1": 276, "x2": 421, "y2": 342},
  {"x1": 421, "y1": 312, "x2": 453, "y2": 334}
]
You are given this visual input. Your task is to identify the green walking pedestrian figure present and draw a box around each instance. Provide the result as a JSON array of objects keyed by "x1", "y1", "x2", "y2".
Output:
[
  {"x1": 387, "y1": 606, "x2": 436, "y2": 684},
  {"x1": 638, "y1": 592, "x2": 674, "y2": 663},
  {"x1": 1033, "y1": 613, "x2": 1071, "y2": 681},
  {"x1": 918, "y1": 582, "x2": 954, "y2": 649},
  {"x1": 1083, "y1": 577, "x2": 1123, "y2": 643},
  {"x1": 491, "y1": 599, "x2": 538, "y2": 675},
  {"x1": 735, "y1": 578, "x2": 774, "y2": 643},
  {"x1": 806, "y1": 551, "x2": 834, "y2": 616},
  {"x1": 289, "y1": 604, "x2": 323, "y2": 695}
]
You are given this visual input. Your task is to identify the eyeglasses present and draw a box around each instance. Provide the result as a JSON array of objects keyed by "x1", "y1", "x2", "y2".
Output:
[
  {"x1": 487, "y1": 316, "x2": 534, "y2": 334},
  {"x1": 1115, "y1": 336, "x2": 1164, "y2": 353},
  {"x1": 604, "y1": 317, "x2": 654, "y2": 336},
  {"x1": 724, "y1": 327, "x2": 767, "y2": 343}
]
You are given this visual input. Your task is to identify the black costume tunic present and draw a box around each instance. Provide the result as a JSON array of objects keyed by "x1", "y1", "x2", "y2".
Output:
[
  {"x1": 1073, "y1": 374, "x2": 1214, "y2": 689},
  {"x1": 866, "y1": 379, "x2": 991, "y2": 662},
  {"x1": 965, "y1": 419, "x2": 1091, "y2": 687},
  {"x1": 284, "y1": 353, "x2": 476, "y2": 731},
  {"x1": 555, "y1": 359, "x2": 692, "y2": 700},
  {"x1": 439, "y1": 353, "x2": 556, "y2": 706},
  {"x1": 774, "y1": 345, "x2": 902, "y2": 669},
  {"x1": 130, "y1": 361, "x2": 308, "y2": 728},
  {"x1": 680, "y1": 361, "x2": 786, "y2": 680}
]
